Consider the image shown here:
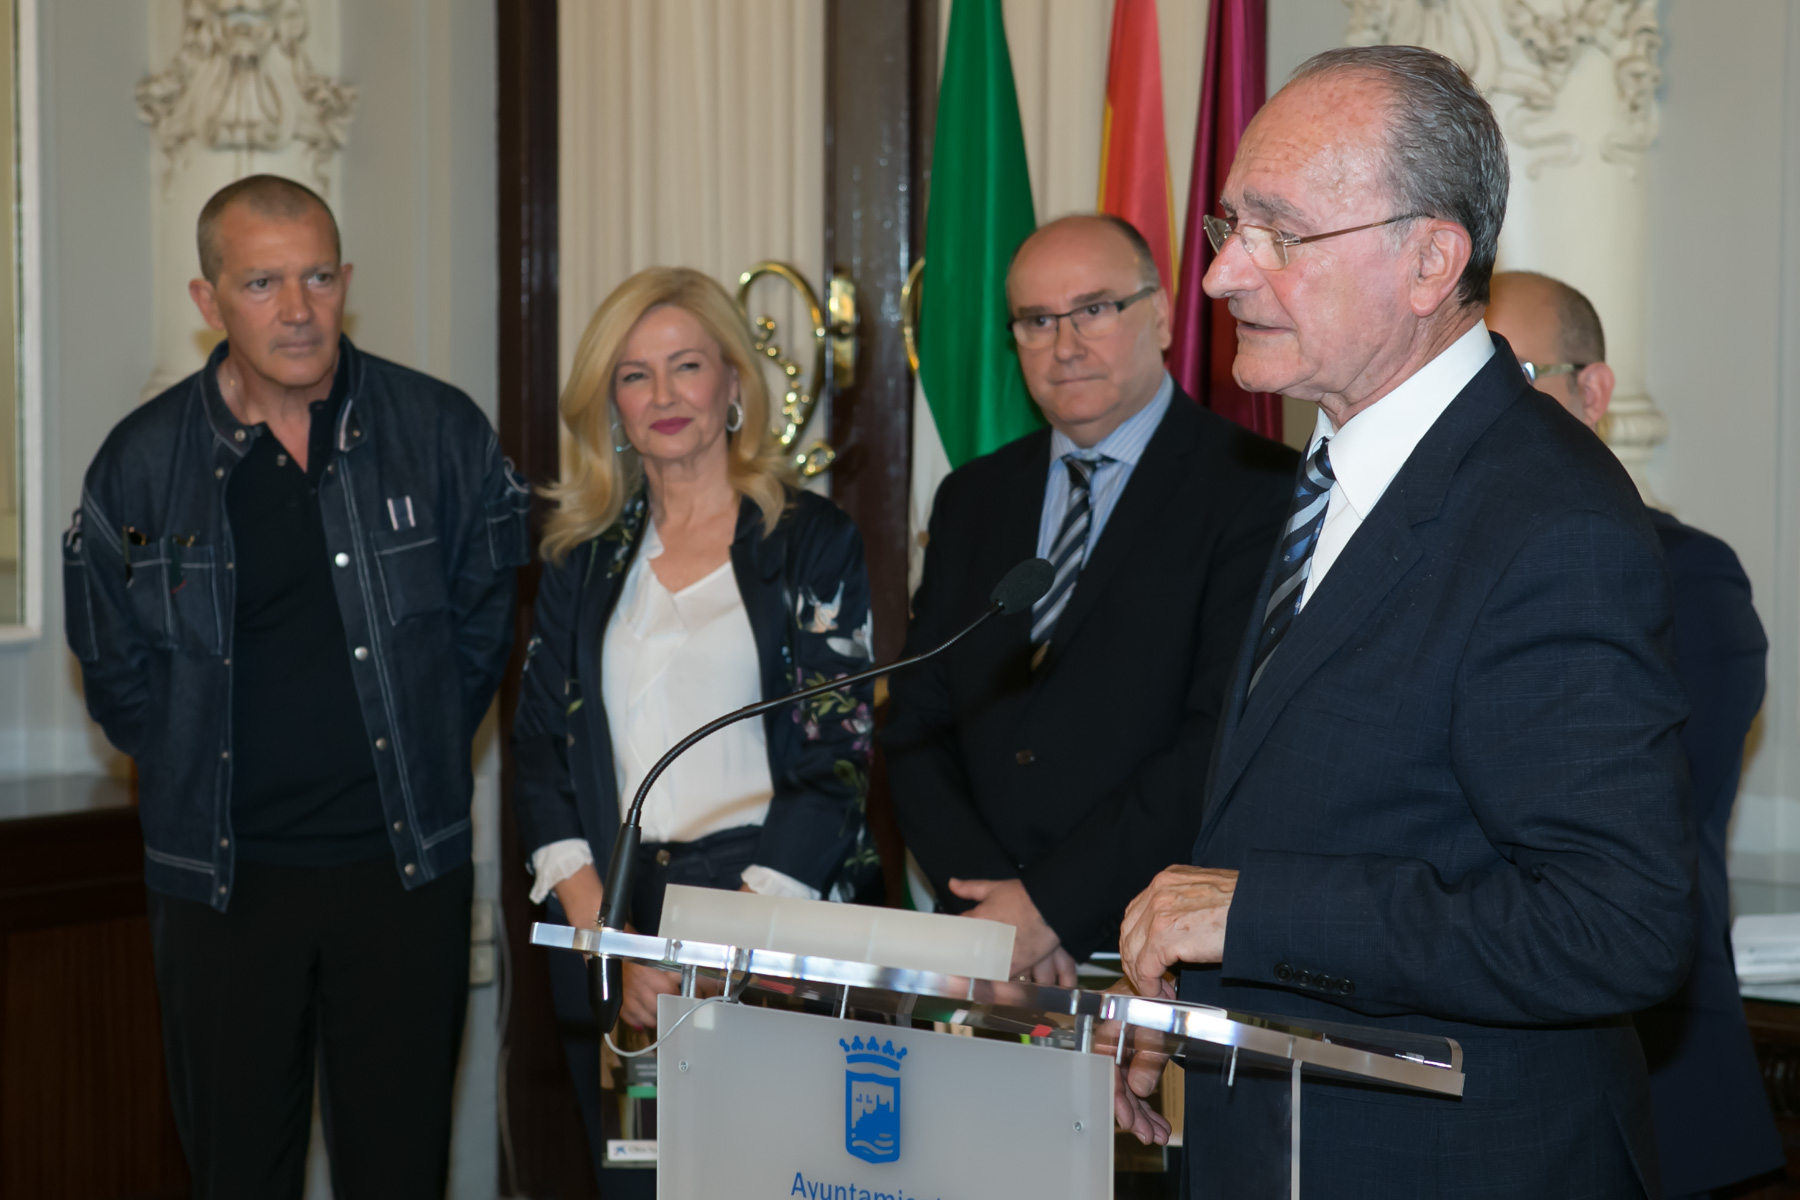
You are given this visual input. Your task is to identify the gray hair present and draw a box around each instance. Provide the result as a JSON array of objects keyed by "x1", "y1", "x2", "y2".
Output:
[
  {"x1": 1290, "y1": 45, "x2": 1508, "y2": 307},
  {"x1": 197, "y1": 174, "x2": 340, "y2": 284}
]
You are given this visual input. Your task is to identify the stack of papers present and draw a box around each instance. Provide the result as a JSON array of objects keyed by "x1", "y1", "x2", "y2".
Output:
[{"x1": 1733, "y1": 912, "x2": 1800, "y2": 1001}]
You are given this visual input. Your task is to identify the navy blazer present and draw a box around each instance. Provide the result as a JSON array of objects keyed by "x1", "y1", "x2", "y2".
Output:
[
  {"x1": 511, "y1": 489, "x2": 878, "y2": 905},
  {"x1": 1633, "y1": 510, "x2": 1781, "y2": 1195},
  {"x1": 1180, "y1": 335, "x2": 1695, "y2": 1199}
]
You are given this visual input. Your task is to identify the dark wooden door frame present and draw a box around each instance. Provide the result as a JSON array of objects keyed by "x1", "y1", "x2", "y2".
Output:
[
  {"x1": 494, "y1": 2, "x2": 935, "y2": 1191},
  {"x1": 496, "y1": 3, "x2": 591, "y2": 1197}
]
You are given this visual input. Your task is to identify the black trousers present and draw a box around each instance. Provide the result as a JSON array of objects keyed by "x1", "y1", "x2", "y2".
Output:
[
  {"x1": 147, "y1": 857, "x2": 473, "y2": 1200},
  {"x1": 545, "y1": 824, "x2": 760, "y2": 1195}
]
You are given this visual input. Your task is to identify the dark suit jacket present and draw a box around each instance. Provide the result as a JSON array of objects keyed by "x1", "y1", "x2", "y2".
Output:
[
  {"x1": 884, "y1": 387, "x2": 1296, "y2": 958},
  {"x1": 1633, "y1": 510, "x2": 1781, "y2": 1196},
  {"x1": 1180, "y1": 335, "x2": 1695, "y2": 1199}
]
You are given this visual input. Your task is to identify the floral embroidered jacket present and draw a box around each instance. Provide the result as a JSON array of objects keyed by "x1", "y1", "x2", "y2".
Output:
[{"x1": 512, "y1": 487, "x2": 878, "y2": 901}]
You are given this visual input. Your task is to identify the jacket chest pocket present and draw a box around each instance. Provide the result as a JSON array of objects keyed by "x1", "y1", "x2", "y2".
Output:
[
  {"x1": 371, "y1": 526, "x2": 448, "y2": 623},
  {"x1": 126, "y1": 539, "x2": 222, "y2": 655}
]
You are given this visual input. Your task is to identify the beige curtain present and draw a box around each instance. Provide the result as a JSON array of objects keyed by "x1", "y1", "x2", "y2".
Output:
[{"x1": 558, "y1": 0, "x2": 826, "y2": 409}]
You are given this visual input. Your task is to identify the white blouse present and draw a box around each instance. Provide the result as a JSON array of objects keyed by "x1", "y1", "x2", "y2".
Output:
[{"x1": 527, "y1": 520, "x2": 815, "y2": 904}]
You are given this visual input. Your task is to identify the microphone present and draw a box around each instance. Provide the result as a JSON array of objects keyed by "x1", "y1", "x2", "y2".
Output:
[{"x1": 586, "y1": 556, "x2": 1054, "y2": 1033}]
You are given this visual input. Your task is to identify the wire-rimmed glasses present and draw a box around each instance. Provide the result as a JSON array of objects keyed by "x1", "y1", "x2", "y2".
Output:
[
  {"x1": 1519, "y1": 361, "x2": 1588, "y2": 384},
  {"x1": 1007, "y1": 286, "x2": 1157, "y2": 349},
  {"x1": 1201, "y1": 212, "x2": 1424, "y2": 271}
]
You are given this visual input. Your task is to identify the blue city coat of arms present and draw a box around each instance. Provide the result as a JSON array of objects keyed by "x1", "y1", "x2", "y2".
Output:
[{"x1": 840, "y1": 1036, "x2": 906, "y2": 1164}]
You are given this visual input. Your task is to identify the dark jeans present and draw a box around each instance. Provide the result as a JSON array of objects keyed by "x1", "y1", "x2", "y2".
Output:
[
  {"x1": 147, "y1": 857, "x2": 473, "y2": 1200},
  {"x1": 545, "y1": 823, "x2": 760, "y2": 1193}
]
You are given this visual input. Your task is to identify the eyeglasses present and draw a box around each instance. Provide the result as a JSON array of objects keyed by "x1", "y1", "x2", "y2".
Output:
[
  {"x1": 1520, "y1": 361, "x2": 1588, "y2": 384},
  {"x1": 1201, "y1": 212, "x2": 1424, "y2": 271},
  {"x1": 1008, "y1": 286, "x2": 1157, "y2": 349}
]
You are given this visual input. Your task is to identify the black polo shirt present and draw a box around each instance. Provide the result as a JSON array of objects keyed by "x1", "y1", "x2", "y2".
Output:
[{"x1": 225, "y1": 358, "x2": 387, "y2": 866}]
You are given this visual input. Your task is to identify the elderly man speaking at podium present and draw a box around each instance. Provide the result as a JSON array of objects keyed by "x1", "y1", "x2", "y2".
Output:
[{"x1": 1114, "y1": 46, "x2": 1693, "y2": 1198}]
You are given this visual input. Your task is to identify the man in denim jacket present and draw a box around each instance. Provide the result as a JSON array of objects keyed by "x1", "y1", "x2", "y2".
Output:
[{"x1": 63, "y1": 175, "x2": 527, "y2": 1197}]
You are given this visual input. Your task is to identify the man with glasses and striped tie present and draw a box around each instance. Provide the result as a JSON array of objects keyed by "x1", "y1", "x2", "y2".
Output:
[
  {"x1": 1110, "y1": 47, "x2": 1694, "y2": 1198},
  {"x1": 885, "y1": 213, "x2": 1296, "y2": 987}
]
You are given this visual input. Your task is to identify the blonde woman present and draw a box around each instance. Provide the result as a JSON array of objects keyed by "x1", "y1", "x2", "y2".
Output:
[{"x1": 511, "y1": 267, "x2": 876, "y2": 1175}]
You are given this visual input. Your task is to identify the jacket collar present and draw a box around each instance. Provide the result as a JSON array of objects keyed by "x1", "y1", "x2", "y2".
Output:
[
  {"x1": 1197, "y1": 334, "x2": 1530, "y2": 845},
  {"x1": 200, "y1": 334, "x2": 366, "y2": 457}
]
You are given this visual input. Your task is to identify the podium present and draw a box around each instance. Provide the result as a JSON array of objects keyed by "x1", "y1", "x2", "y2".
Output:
[{"x1": 531, "y1": 907, "x2": 1463, "y2": 1198}]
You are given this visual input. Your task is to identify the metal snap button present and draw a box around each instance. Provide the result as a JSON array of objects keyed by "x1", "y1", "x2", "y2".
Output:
[
  {"x1": 654, "y1": 849, "x2": 672, "y2": 866},
  {"x1": 334, "y1": 552, "x2": 349, "y2": 568},
  {"x1": 404, "y1": 863, "x2": 417, "y2": 877},
  {"x1": 354, "y1": 646, "x2": 369, "y2": 661},
  {"x1": 374, "y1": 737, "x2": 388, "y2": 751}
]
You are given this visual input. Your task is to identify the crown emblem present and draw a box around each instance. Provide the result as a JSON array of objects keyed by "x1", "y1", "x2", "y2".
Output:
[{"x1": 840, "y1": 1035, "x2": 908, "y2": 1070}]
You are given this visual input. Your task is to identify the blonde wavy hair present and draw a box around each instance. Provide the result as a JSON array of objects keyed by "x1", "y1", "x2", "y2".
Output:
[{"x1": 540, "y1": 267, "x2": 794, "y2": 563}]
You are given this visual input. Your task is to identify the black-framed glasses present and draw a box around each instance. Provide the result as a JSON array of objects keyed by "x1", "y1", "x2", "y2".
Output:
[
  {"x1": 1201, "y1": 212, "x2": 1425, "y2": 271},
  {"x1": 1520, "y1": 361, "x2": 1588, "y2": 384},
  {"x1": 1007, "y1": 286, "x2": 1157, "y2": 348}
]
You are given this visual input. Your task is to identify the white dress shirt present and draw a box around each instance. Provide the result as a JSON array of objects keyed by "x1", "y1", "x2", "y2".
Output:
[
  {"x1": 527, "y1": 519, "x2": 814, "y2": 904},
  {"x1": 1301, "y1": 321, "x2": 1495, "y2": 609}
]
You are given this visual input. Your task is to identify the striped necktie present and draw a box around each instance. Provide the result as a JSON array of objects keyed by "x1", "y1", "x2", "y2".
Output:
[
  {"x1": 1030, "y1": 454, "x2": 1105, "y2": 666},
  {"x1": 1248, "y1": 438, "x2": 1336, "y2": 693}
]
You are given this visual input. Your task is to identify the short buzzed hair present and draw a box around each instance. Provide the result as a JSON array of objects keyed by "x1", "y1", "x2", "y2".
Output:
[
  {"x1": 196, "y1": 174, "x2": 340, "y2": 283},
  {"x1": 1290, "y1": 45, "x2": 1508, "y2": 307},
  {"x1": 1009, "y1": 213, "x2": 1161, "y2": 292},
  {"x1": 1542, "y1": 274, "x2": 1606, "y2": 364}
]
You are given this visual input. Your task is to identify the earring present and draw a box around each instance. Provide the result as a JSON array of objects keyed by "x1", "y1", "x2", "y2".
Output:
[
  {"x1": 610, "y1": 422, "x2": 632, "y2": 454},
  {"x1": 725, "y1": 402, "x2": 744, "y2": 433}
]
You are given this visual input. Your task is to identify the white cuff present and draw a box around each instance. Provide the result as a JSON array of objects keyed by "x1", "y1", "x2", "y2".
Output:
[
  {"x1": 741, "y1": 864, "x2": 822, "y2": 900},
  {"x1": 529, "y1": 838, "x2": 595, "y2": 905}
]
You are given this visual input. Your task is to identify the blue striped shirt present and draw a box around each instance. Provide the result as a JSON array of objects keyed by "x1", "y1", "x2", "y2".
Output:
[{"x1": 1035, "y1": 372, "x2": 1174, "y2": 567}]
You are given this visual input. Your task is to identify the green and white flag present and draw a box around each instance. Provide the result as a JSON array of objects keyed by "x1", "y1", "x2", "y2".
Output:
[{"x1": 910, "y1": 0, "x2": 1041, "y2": 591}]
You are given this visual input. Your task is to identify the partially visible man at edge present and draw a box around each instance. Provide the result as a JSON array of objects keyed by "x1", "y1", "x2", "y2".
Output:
[
  {"x1": 1112, "y1": 48, "x2": 1694, "y2": 1197},
  {"x1": 64, "y1": 175, "x2": 528, "y2": 1196},
  {"x1": 885, "y1": 214, "x2": 1294, "y2": 983},
  {"x1": 1487, "y1": 269, "x2": 1782, "y2": 1199}
]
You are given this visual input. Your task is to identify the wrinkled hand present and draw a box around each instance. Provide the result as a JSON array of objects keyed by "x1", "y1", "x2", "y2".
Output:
[
  {"x1": 948, "y1": 877, "x2": 1064, "y2": 978},
  {"x1": 1109, "y1": 976, "x2": 1176, "y2": 1145},
  {"x1": 1118, "y1": 866, "x2": 1238, "y2": 995}
]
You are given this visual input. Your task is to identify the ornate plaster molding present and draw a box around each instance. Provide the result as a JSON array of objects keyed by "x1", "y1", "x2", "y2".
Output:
[
  {"x1": 137, "y1": 0, "x2": 356, "y2": 187},
  {"x1": 1346, "y1": 0, "x2": 1660, "y2": 177}
]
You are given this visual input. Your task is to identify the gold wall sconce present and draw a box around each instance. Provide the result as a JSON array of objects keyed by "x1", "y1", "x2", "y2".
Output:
[{"x1": 736, "y1": 262, "x2": 859, "y2": 479}]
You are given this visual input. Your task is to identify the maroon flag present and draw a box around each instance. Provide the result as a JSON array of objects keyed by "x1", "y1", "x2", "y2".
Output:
[{"x1": 1167, "y1": 0, "x2": 1279, "y2": 439}]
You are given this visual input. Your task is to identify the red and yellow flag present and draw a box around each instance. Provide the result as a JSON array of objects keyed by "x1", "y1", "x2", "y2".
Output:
[{"x1": 1098, "y1": 0, "x2": 1176, "y2": 291}]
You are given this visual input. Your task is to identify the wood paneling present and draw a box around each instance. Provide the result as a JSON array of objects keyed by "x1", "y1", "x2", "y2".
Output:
[{"x1": 0, "y1": 802, "x2": 189, "y2": 1200}]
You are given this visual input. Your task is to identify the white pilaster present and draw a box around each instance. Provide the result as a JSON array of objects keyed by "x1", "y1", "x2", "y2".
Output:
[
  {"x1": 1347, "y1": 0, "x2": 1666, "y2": 504},
  {"x1": 137, "y1": 0, "x2": 353, "y2": 400}
]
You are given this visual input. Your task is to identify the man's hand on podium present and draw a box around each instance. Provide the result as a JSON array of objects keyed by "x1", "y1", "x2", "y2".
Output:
[
  {"x1": 1118, "y1": 866, "x2": 1238, "y2": 995},
  {"x1": 947, "y1": 877, "x2": 1077, "y2": 986}
]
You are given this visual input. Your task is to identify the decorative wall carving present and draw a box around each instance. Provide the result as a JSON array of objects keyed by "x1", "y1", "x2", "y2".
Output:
[
  {"x1": 136, "y1": 0, "x2": 355, "y2": 188},
  {"x1": 1346, "y1": 0, "x2": 1668, "y2": 504},
  {"x1": 1346, "y1": 0, "x2": 1660, "y2": 177}
]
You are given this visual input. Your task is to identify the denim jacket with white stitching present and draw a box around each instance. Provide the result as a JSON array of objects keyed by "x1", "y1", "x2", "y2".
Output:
[{"x1": 64, "y1": 336, "x2": 529, "y2": 910}]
